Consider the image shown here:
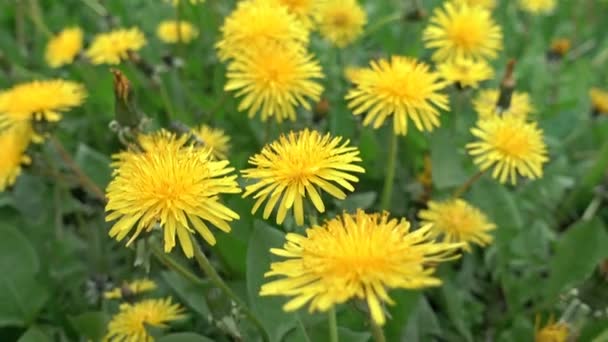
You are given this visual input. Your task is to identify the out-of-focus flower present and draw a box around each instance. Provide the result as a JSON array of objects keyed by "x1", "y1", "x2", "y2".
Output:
[
  {"x1": 104, "y1": 279, "x2": 157, "y2": 300},
  {"x1": 518, "y1": 0, "x2": 556, "y2": 14},
  {"x1": 269, "y1": 0, "x2": 318, "y2": 29},
  {"x1": 192, "y1": 125, "x2": 231, "y2": 160},
  {"x1": 242, "y1": 129, "x2": 364, "y2": 225},
  {"x1": 547, "y1": 38, "x2": 571, "y2": 60},
  {"x1": 535, "y1": 315, "x2": 570, "y2": 342},
  {"x1": 346, "y1": 56, "x2": 449, "y2": 135},
  {"x1": 86, "y1": 27, "x2": 146, "y2": 65},
  {"x1": 45, "y1": 27, "x2": 84, "y2": 68},
  {"x1": 315, "y1": 0, "x2": 367, "y2": 48},
  {"x1": 473, "y1": 89, "x2": 534, "y2": 120},
  {"x1": 0, "y1": 123, "x2": 33, "y2": 192},
  {"x1": 260, "y1": 209, "x2": 462, "y2": 326},
  {"x1": 157, "y1": 20, "x2": 199, "y2": 44},
  {"x1": 437, "y1": 57, "x2": 494, "y2": 88},
  {"x1": 423, "y1": 1, "x2": 503, "y2": 62},
  {"x1": 590, "y1": 88, "x2": 608, "y2": 115}
]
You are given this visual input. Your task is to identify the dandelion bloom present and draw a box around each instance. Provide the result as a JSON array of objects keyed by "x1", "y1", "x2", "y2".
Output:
[
  {"x1": 518, "y1": 0, "x2": 556, "y2": 14},
  {"x1": 45, "y1": 27, "x2": 84, "y2": 68},
  {"x1": 344, "y1": 66, "x2": 372, "y2": 84},
  {"x1": 0, "y1": 124, "x2": 33, "y2": 191},
  {"x1": 157, "y1": 20, "x2": 199, "y2": 44},
  {"x1": 242, "y1": 130, "x2": 364, "y2": 225},
  {"x1": 269, "y1": 0, "x2": 318, "y2": 28},
  {"x1": 418, "y1": 199, "x2": 496, "y2": 251},
  {"x1": 104, "y1": 279, "x2": 157, "y2": 300},
  {"x1": 105, "y1": 297, "x2": 185, "y2": 341},
  {"x1": 315, "y1": 0, "x2": 367, "y2": 48},
  {"x1": 192, "y1": 125, "x2": 231, "y2": 160},
  {"x1": 345, "y1": 56, "x2": 449, "y2": 136},
  {"x1": 437, "y1": 58, "x2": 494, "y2": 89},
  {"x1": 590, "y1": 88, "x2": 608, "y2": 115},
  {"x1": 105, "y1": 131, "x2": 241, "y2": 258},
  {"x1": 535, "y1": 316, "x2": 569, "y2": 342},
  {"x1": 225, "y1": 42, "x2": 324, "y2": 123},
  {"x1": 216, "y1": 0, "x2": 308, "y2": 61},
  {"x1": 260, "y1": 209, "x2": 462, "y2": 326},
  {"x1": 85, "y1": 27, "x2": 146, "y2": 65},
  {"x1": 0, "y1": 79, "x2": 86, "y2": 132},
  {"x1": 473, "y1": 89, "x2": 534, "y2": 120},
  {"x1": 467, "y1": 115, "x2": 548, "y2": 184},
  {"x1": 423, "y1": 1, "x2": 502, "y2": 62}
]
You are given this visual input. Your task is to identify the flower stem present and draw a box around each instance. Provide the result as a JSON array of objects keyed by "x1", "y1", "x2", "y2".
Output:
[
  {"x1": 27, "y1": 0, "x2": 52, "y2": 38},
  {"x1": 191, "y1": 241, "x2": 269, "y2": 342},
  {"x1": 328, "y1": 307, "x2": 339, "y2": 342},
  {"x1": 150, "y1": 243, "x2": 206, "y2": 287},
  {"x1": 370, "y1": 319, "x2": 386, "y2": 342},
  {"x1": 452, "y1": 170, "x2": 485, "y2": 199},
  {"x1": 380, "y1": 130, "x2": 398, "y2": 210},
  {"x1": 296, "y1": 314, "x2": 312, "y2": 342},
  {"x1": 361, "y1": 13, "x2": 403, "y2": 39}
]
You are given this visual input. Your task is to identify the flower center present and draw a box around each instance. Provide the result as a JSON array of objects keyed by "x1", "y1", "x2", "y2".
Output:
[
  {"x1": 448, "y1": 17, "x2": 483, "y2": 50},
  {"x1": 331, "y1": 11, "x2": 351, "y2": 27}
]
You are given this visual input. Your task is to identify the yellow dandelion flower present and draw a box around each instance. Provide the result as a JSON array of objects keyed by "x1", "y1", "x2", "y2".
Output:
[
  {"x1": 418, "y1": 199, "x2": 496, "y2": 251},
  {"x1": 216, "y1": 0, "x2": 309, "y2": 61},
  {"x1": 549, "y1": 38, "x2": 571, "y2": 57},
  {"x1": 343, "y1": 66, "x2": 372, "y2": 84},
  {"x1": 423, "y1": 1, "x2": 503, "y2": 62},
  {"x1": 0, "y1": 79, "x2": 86, "y2": 132},
  {"x1": 86, "y1": 27, "x2": 146, "y2": 65},
  {"x1": 315, "y1": 0, "x2": 367, "y2": 48},
  {"x1": 345, "y1": 56, "x2": 449, "y2": 136},
  {"x1": 192, "y1": 125, "x2": 231, "y2": 160},
  {"x1": 104, "y1": 297, "x2": 185, "y2": 342},
  {"x1": 267, "y1": 0, "x2": 318, "y2": 29},
  {"x1": 535, "y1": 315, "x2": 570, "y2": 342},
  {"x1": 518, "y1": 0, "x2": 556, "y2": 14},
  {"x1": 105, "y1": 130, "x2": 241, "y2": 258},
  {"x1": 456, "y1": 0, "x2": 496, "y2": 9},
  {"x1": 165, "y1": 0, "x2": 204, "y2": 5},
  {"x1": 473, "y1": 89, "x2": 535, "y2": 120},
  {"x1": 104, "y1": 279, "x2": 157, "y2": 300},
  {"x1": 157, "y1": 20, "x2": 199, "y2": 44},
  {"x1": 241, "y1": 129, "x2": 365, "y2": 226},
  {"x1": 225, "y1": 42, "x2": 324, "y2": 123},
  {"x1": 590, "y1": 88, "x2": 608, "y2": 115},
  {"x1": 437, "y1": 57, "x2": 494, "y2": 88},
  {"x1": 260, "y1": 209, "x2": 463, "y2": 326},
  {"x1": 466, "y1": 115, "x2": 549, "y2": 184},
  {"x1": 0, "y1": 123, "x2": 33, "y2": 192},
  {"x1": 45, "y1": 27, "x2": 84, "y2": 68}
]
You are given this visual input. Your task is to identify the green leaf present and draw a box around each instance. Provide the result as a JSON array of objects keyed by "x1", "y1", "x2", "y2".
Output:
[
  {"x1": 161, "y1": 271, "x2": 210, "y2": 318},
  {"x1": 74, "y1": 143, "x2": 112, "y2": 189},
  {"x1": 430, "y1": 125, "x2": 469, "y2": 189},
  {"x1": 68, "y1": 311, "x2": 109, "y2": 341},
  {"x1": 385, "y1": 290, "x2": 422, "y2": 341},
  {"x1": 246, "y1": 220, "x2": 294, "y2": 342},
  {"x1": 158, "y1": 332, "x2": 215, "y2": 342},
  {"x1": 334, "y1": 191, "x2": 377, "y2": 212},
  {"x1": 402, "y1": 296, "x2": 442, "y2": 341},
  {"x1": 0, "y1": 223, "x2": 39, "y2": 274},
  {"x1": 17, "y1": 326, "x2": 52, "y2": 342}
]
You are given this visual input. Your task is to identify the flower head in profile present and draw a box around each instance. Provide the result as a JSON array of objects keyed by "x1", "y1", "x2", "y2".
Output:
[
  {"x1": 315, "y1": 0, "x2": 367, "y2": 48},
  {"x1": 225, "y1": 42, "x2": 324, "y2": 123},
  {"x1": 105, "y1": 297, "x2": 185, "y2": 341},
  {"x1": 437, "y1": 58, "x2": 494, "y2": 89},
  {"x1": 423, "y1": 1, "x2": 503, "y2": 62},
  {"x1": 473, "y1": 89, "x2": 535, "y2": 120},
  {"x1": 535, "y1": 315, "x2": 569, "y2": 342},
  {"x1": 216, "y1": 0, "x2": 309, "y2": 61},
  {"x1": 45, "y1": 27, "x2": 84, "y2": 68},
  {"x1": 192, "y1": 125, "x2": 231, "y2": 160},
  {"x1": 590, "y1": 88, "x2": 608, "y2": 115},
  {"x1": 85, "y1": 27, "x2": 146, "y2": 65},
  {"x1": 467, "y1": 115, "x2": 549, "y2": 184},
  {"x1": 242, "y1": 130, "x2": 364, "y2": 225},
  {"x1": 346, "y1": 56, "x2": 449, "y2": 136},
  {"x1": 104, "y1": 279, "x2": 157, "y2": 300},
  {"x1": 518, "y1": 0, "x2": 556, "y2": 14},
  {"x1": 260, "y1": 209, "x2": 462, "y2": 325},
  {"x1": 157, "y1": 20, "x2": 199, "y2": 44},
  {"x1": 0, "y1": 123, "x2": 33, "y2": 192},
  {"x1": 0, "y1": 79, "x2": 86, "y2": 132},
  {"x1": 418, "y1": 199, "x2": 496, "y2": 251},
  {"x1": 105, "y1": 131, "x2": 241, "y2": 258}
]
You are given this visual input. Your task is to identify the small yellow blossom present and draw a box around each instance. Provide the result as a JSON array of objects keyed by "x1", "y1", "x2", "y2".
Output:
[
  {"x1": 518, "y1": 0, "x2": 556, "y2": 14},
  {"x1": 45, "y1": 27, "x2": 84, "y2": 68},
  {"x1": 437, "y1": 57, "x2": 494, "y2": 88},
  {"x1": 157, "y1": 20, "x2": 199, "y2": 44},
  {"x1": 192, "y1": 125, "x2": 231, "y2": 160},
  {"x1": 590, "y1": 88, "x2": 608, "y2": 115},
  {"x1": 535, "y1": 315, "x2": 570, "y2": 342},
  {"x1": 315, "y1": 0, "x2": 367, "y2": 48},
  {"x1": 473, "y1": 89, "x2": 535, "y2": 120},
  {"x1": 104, "y1": 279, "x2": 157, "y2": 300},
  {"x1": 86, "y1": 27, "x2": 146, "y2": 65},
  {"x1": 0, "y1": 123, "x2": 33, "y2": 192}
]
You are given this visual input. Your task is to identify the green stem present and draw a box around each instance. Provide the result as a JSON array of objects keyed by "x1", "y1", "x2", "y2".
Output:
[
  {"x1": 175, "y1": 0, "x2": 184, "y2": 57},
  {"x1": 328, "y1": 307, "x2": 339, "y2": 342},
  {"x1": 361, "y1": 13, "x2": 402, "y2": 40},
  {"x1": 296, "y1": 314, "x2": 312, "y2": 342},
  {"x1": 150, "y1": 243, "x2": 207, "y2": 287},
  {"x1": 370, "y1": 319, "x2": 386, "y2": 342},
  {"x1": 28, "y1": 0, "x2": 52, "y2": 38},
  {"x1": 80, "y1": 0, "x2": 108, "y2": 17},
  {"x1": 452, "y1": 170, "x2": 485, "y2": 199},
  {"x1": 192, "y1": 241, "x2": 269, "y2": 342},
  {"x1": 379, "y1": 130, "x2": 398, "y2": 210},
  {"x1": 158, "y1": 78, "x2": 177, "y2": 125}
]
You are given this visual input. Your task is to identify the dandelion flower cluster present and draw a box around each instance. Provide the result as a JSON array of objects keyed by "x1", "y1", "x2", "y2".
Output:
[
  {"x1": 86, "y1": 27, "x2": 146, "y2": 65},
  {"x1": 0, "y1": 124, "x2": 33, "y2": 191},
  {"x1": 157, "y1": 20, "x2": 199, "y2": 44},
  {"x1": 192, "y1": 125, "x2": 231, "y2": 160},
  {"x1": 518, "y1": 0, "x2": 556, "y2": 15},
  {"x1": 225, "y1": 42, "x2": 324, "y2": 123},
  {"x1": 105, "y1": 131, "x2": 241, "y2": 258},
  {"x1": 423, "y1": 1, "x2": 503, "y2": 62},
  {"x1": 437, "y1": 58, "x2": 494, "y2": 88},
  {"x1": 590, "y1": 88, "x2": 608, "y2": 115},
  {"x1": 418, "y1": 198, "x2": 496, "y2": 251},
  {"x1": 104, "y1": 297, "x2": 185, "y2": 341},
  {"x1": 242, "y1": 129, "x2": 364, "y2": 225},
  {"x1": 473, "y1": 89, "x2": 535, "y2": 120},
  {"x1": 467, "y1": 115, "x2": 549, "y2": 184},
  {"x1": 45, "y1": 27, "x2": 84, "y2": 68},
  {"x1": 0, "y1": 79, "x2": 86, "y2": 132},
  {"x1": 104, "y1": 279, "x2": 157, "y2": 300},
  {"x1": 260, "y1": 209, "x2": 463, "y2": 325},
  {"x1": 346, "y1": 56, "x2": 449, "y2": 135},
  {"x1": 315, "y1": 0, "x2": 367, "y2": 48}
]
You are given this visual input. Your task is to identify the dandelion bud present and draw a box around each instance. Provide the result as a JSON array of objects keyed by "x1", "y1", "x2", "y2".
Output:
[
  {"x1": 111, "y1": 69, "x2": 142, "y2": 128},
  {"x1": 496, "y1": 60, "x2": 516, "y2": 115}
]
